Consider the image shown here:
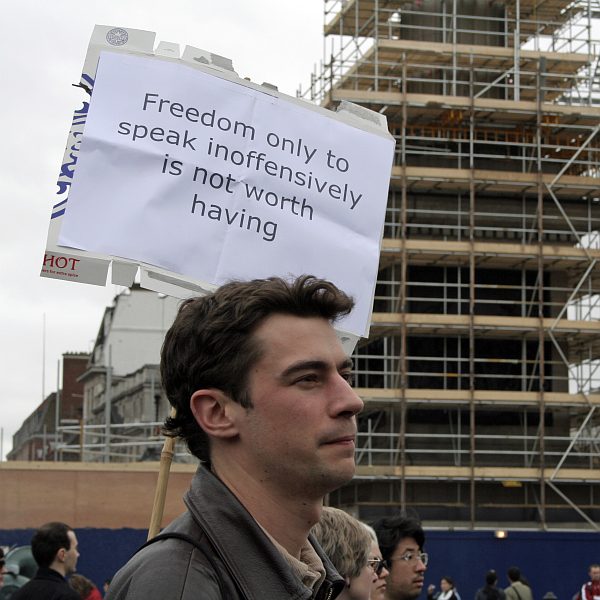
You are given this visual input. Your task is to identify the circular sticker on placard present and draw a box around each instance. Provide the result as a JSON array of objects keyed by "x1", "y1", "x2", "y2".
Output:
[{"x1": 106, "y1": 28, "x2": 129, "y2": 46}]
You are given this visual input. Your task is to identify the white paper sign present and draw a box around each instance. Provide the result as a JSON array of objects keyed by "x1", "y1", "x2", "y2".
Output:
[{"x1": 58, "y1": 51, "x2": 394, "y2": 337}]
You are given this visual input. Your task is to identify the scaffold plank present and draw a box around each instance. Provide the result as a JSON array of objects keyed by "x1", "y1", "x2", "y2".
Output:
[
  {"x1": 379, "y1": 239, "x2": 600, "y2": 271},
  {"x1": 327, "y1": 90, "x2": 600, "y2": 130},
  {"x1": 370, "y1": 312, "x2": 600, "y2": 336},
  {"x1": 390, "y1": 166, "x2": 600, "y2": 197},
  {"x1": 355, "y1": 388, "x2": 600, "y2": 407},
  {"x1": 354, "y1": 465, "x2": 598, "y2": 481}
]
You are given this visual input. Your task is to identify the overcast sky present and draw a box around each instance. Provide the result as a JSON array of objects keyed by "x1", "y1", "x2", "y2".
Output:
[{"x1": 0, "y1": 1, "x2": 324, "y2": 459}]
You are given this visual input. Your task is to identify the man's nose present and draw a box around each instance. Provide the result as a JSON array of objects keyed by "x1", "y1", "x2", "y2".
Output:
[
  {"x1": 415, "y1": 558, "x2": 427, "y2": 573},
  {"x1": 332, "y1": 375, "x2": 363, "y2": 417}
]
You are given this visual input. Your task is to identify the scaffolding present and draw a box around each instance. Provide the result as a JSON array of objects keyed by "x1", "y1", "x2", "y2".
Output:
[
  {"x1": 53, "y1": 421, "x2": 191, "y2": 463},
  {"x1": 301, "y1": 0, "x2": 600, "y2": 530}
]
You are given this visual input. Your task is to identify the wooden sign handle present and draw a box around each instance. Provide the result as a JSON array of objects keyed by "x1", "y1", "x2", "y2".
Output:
[{"x1": 147, "y1": 409, "x2": 176, "y2": 540}]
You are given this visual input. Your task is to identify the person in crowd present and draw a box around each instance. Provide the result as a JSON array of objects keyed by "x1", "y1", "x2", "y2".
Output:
[
  {"x1": 428, "y1": 577, "x2": 460, "y2": 600},
  {"x1": 11, "y1": 522, "x2": 80, "y2": 600},
  {"x1": 103, "y1": 579, "x2": 111, "y2": 597},
  {"x1": 475, "y1": 570, "x2": 505, "y2": 600},
  {"x1": 69, "y1": 574, "x2": 102, "y2": 600},
  {"x1": 0, "y1": 548, "x2": 5, "y2": 590},
  {"x1": 504, "y1": 567, "x2": 532, "y2": 600},
  {"x1": 311, "y1": 507, "x2": 376, "y2": 600},
  {"x1": 373, "y1": 515, "x2": 427, "y2": 600},
  {"x1": 579, "y1": 564, "x2": 600, "y2": 600},
  {"x1": 107, "y1": 276, "x2": 363, "y2": 599},
  {"x1": 0, "y1": 548, "x2": 31, "y2": 599},
  {"x1": 362, "y1": 523, "x2": 390, "y2": 600}
]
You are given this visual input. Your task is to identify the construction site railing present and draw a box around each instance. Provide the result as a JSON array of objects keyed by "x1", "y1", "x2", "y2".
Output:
[
  {"x1": 55, "y1": 421, "x2": 194, "y2": 463},
  {"x1": 302, "y1": 3, "x2": 599, "y2": 105},
  {"x1": 353, "y1": 352, "x2": 595, "y2": 393},
  {"x1": 355, "y1": 430, "x2": 600, "y2": 469}
]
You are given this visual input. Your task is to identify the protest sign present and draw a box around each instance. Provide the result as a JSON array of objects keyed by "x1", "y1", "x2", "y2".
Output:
[{"x1": 47, "y1": 27, "x2": 395, "y2": 339}]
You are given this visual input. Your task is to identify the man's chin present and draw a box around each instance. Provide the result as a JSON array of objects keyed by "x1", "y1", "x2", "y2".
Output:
[
  {"x1": 402, "y1": 585, "x2": 424, "y2": 600},
  {"x1": 318, "y1": 461, "x2": 355, "y2": 493},
  {"x1": 329, "y1": 460, "x2": 356, "y2": 486}
]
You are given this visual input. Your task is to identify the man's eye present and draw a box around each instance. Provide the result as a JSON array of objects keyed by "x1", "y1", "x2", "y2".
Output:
[{"x1": 341, "y1": 372, "x2": 354, "y2": 386}]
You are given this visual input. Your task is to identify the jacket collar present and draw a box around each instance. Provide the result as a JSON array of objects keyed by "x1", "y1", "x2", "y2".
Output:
[
  {"x1": 184, "y1": 466, "x2": 345, "y2": 599},
  {"x1": 35, "y1": 566, "x2": 67, "y2": 582}
]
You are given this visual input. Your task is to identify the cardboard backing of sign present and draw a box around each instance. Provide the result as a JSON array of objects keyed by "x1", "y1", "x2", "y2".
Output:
[{"x1": 41, "y1": 25, "x2": 394, "y2": 346}]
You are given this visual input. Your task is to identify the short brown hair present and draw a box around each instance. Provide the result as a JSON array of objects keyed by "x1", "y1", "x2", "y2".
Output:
[
  {"x1": 69, "y1": 574, "x2": 96, "y2": 598},
  {"x1": 162, "y1": 276, "x2": 354, "y2": 462},
  {"x1": 311, "y1": 506, "x2": 371, "y2": 579}
]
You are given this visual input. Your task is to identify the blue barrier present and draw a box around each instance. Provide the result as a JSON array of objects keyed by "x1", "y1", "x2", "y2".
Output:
[{"x1": 1, "y1": 527, "x2": 597, "y2": 599}]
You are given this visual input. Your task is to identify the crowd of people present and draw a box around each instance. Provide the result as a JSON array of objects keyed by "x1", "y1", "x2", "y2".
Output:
[
  {"x1": 1, "y1": 517, "x2": 598, "y2": 600},
  {"x1": 0, "y1": 277, "x2": 598, "y2": 600}
]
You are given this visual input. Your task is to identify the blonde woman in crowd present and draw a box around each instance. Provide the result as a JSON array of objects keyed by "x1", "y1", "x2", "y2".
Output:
[
  {"x1": 363, "y1": 523, "x2": 390, "y2": 600},
  {"x1": 312, "y1": 507, "x2": 377, "y2": 600}
]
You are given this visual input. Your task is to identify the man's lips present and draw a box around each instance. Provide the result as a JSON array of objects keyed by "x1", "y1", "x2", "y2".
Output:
[{"x1": 322, "y1": 434, "x2": 356, "y2": 445}]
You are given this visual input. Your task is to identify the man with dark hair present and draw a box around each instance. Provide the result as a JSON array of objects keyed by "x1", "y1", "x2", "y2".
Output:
[
  {"x1": 12, "y1": 522, "x2": 79, "y2": 600},
  {"x1": 504, "y1": 567, "x2": 532, "y2": 600},
  {"x1": 475, "y1": 570, "x2": 506, "y2": 600},
  {"x1": 108, "y1": 276, "x2": 364, "y2": 600},
  {"x1": 579, "y1": 564, "x2": 600, "y2": 600},
  {"x1": 372, "y1": 515, "x2": 427, "y2": 600}
]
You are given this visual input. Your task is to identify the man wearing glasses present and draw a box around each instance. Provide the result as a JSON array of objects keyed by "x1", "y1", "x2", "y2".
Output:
[{"x1": 372, "y1": 516, "x2": 428, "y2": 600}]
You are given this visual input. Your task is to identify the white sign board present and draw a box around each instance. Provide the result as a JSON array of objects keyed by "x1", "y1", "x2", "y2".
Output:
[{"x1": 57, "y1": 50, "x2": 394, "y2": 337}]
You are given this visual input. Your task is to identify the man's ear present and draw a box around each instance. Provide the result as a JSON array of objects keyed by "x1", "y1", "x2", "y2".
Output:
[{"x1": 190, "y1": 389, "x2": 239, "y2": 439}]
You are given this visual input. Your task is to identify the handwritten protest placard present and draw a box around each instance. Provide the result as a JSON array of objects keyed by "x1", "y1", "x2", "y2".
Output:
[{"x1": 57, "y1": 50, "x2": 394, "y2": 337}]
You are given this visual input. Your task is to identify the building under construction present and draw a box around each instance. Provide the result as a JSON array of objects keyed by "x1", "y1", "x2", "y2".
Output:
[
  {"x1": 10, "y1": 3, "x2": 599, "y2": 536},
  {"x1": 299, "y1": 0, "x2": 600, "y2": 530}
]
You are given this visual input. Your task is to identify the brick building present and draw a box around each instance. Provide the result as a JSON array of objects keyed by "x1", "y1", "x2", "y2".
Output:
[{"x1": 8, "y1": 353, "x2": 89, "y2": 461}]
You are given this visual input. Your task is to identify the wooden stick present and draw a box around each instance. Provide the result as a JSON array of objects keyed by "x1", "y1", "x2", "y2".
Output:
[{"x1": 147, "y1": 409, "x2": 176, "y2": 540}]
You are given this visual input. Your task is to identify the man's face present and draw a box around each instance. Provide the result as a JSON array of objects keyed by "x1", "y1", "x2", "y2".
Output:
[
  {"x1": 63, "y1": 531, "x2": 79, "y2": 576},
  {"x1": 384, "y1": 537, "x2": 426, "y2": 600},
  {"x1": 590, "y1": 566, "x2": 600, "y2": 582},
  {"x1": 235, "y1": 314, "x2": 363, "y2": 498}
]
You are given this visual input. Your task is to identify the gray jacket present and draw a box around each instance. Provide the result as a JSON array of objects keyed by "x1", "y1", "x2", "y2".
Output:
[
  {"x1": 106, "y1": 466, "x2": 345, "y2": 600},
  {"x1": 505, "y1": 582, "x2": 533, "y2": 600}
]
